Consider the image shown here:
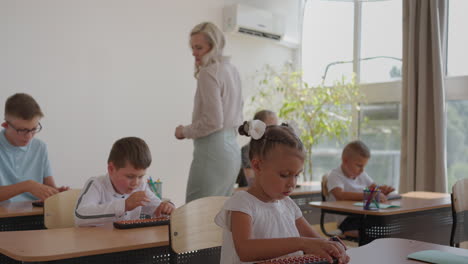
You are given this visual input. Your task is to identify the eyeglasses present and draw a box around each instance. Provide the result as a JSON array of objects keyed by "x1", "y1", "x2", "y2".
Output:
[{"x1": 5, "y1": 121, "x2": 42, "y2": 136}]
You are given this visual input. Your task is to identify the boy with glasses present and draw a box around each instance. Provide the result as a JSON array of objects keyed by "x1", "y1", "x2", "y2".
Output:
[{"x1": 0, "y1": 93, "x2": 68, "y2": 202}]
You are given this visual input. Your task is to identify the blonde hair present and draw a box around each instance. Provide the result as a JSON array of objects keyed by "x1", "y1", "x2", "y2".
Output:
[
  {"x1": 190, "y1": 22, "x2": 226, "y2": 78},
  {"x1": 342, "y1": 140, "x2": 371, "y2": 160}
]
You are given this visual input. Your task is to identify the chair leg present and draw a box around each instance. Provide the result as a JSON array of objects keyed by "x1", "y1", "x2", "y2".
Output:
[{"x1": 320, "y1": 212, "x2": 332, "y2": 237}]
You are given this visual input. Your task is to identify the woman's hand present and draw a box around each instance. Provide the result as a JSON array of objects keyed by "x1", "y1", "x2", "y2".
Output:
[{"x1": 175, "y1": 125, "x2": 185, "y2": 140}]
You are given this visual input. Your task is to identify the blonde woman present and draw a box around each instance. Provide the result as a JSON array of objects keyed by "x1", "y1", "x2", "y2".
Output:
[{"x1": 175, "y1": 22, "x2": 243, "y2": 203}]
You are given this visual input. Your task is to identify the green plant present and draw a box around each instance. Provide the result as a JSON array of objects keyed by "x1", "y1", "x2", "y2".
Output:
[{"x1": 248, "y1": 64, "x2": 364, "y2": 180}]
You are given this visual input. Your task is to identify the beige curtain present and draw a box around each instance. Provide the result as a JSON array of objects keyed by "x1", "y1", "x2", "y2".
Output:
[{"x1": 400, "y1": 0, "x2": 447, "y2": 193}]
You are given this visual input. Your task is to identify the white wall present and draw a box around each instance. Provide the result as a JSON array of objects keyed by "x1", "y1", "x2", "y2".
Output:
[{"x1": 0, "y1": 0, "x2": 296, "y2": 206}]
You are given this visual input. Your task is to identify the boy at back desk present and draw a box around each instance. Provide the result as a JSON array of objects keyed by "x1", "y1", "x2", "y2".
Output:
[
  {"x1": 75, "y1": 137, "x2": 175, "y2": 226},
  {"x1": 326, "y1": 140, "x2": 395, "y2": 237},
  {"x1": 0, "y1": 93, "x2": 68, "y2": 202}
]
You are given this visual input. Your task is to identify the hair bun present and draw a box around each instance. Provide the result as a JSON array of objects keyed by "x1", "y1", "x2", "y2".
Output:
[
  {"x1": 238, "y1": 120, "x2": 266, "y2": 139},
  {"x1": 238, "y1": 121, "x2": 249, "y2": 136}
]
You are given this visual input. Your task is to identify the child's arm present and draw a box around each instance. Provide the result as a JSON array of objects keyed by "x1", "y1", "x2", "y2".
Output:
[
  {"x1": 43, "y1": 176, "x2": 69, "y2": 192},
  {"x1": 0, "y1": 180, "x2": 58, "y2": 202},
  {"x1": 74, "y1": 183, "x2": 147, "y2": 227},
  {"x1": 330, "y1": 187, "x2": 364, "y2": 201},
  {"x1": 295, "y1": 217, "x2": 322, "y2": 238},
  {"x1": 231, "y1": 211, "x2": 347, "y2": 263}
]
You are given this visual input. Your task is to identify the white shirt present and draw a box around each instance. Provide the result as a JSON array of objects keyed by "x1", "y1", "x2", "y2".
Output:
[
  {"x1": 74, "y1": 174, "x2": 161, "y2": 227},
  {"x1": 326, "y1": 166, "x2": 374, "y2": 202},
  {"x1": 215, "y1": 191, "x2": 303, "y2": 264},
  {"x1": 183, "y1": 57, "x2": 243, "y2": 139}
]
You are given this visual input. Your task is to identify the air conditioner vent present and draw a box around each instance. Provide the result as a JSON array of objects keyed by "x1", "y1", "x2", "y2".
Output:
[{"x1": 238, "y1": 28, "x2": 282, "y2": 41}]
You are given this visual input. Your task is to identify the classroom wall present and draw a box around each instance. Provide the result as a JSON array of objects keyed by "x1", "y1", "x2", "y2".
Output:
[{"x1": 0, "y1": 0, "x2": 297, "y2": 206}]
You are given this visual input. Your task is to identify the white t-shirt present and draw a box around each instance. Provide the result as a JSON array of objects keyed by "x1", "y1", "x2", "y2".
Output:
[
  {"x1": 326, "y1": 166, "x2": 374, "y2": 202},
  {"x1": 74, "y1": 174, "x2": 161, "y2": 227},
  {"x1": 215, "y1": 191, "x2": 303, "y2": 264}
]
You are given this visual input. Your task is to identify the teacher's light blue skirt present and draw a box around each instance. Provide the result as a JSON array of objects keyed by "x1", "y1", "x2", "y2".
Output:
[{"x1": 186, "y1": 129, "x2": 241, "y2": 203}]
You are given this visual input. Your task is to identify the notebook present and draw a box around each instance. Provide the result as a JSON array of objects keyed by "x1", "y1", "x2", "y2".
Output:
[
  {"x1": 407, "y1": 250, "x2": 468, "y2": 264},
  {"x1": 353, "y1": 202, "x2": 400, "y2": 209}
]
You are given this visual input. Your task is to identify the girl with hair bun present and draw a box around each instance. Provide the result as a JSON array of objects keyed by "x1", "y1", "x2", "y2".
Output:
[{"x1": 215, "y1": 121, "x2": 349, "y2": 264}]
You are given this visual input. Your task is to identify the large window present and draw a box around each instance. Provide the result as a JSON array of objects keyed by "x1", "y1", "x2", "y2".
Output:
[
  {"x1": 302, "y1": 0, "x2": 402, "y2": 187},
  {"x1": 302, "y1": 0, "x2": 468, "y2": 191},
  {"x1": 446, "y1": 0, "x2": 468, "y2": 190}
]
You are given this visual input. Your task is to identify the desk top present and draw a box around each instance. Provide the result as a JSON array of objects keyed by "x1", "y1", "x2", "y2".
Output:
[
  {"x1": 0, "y1": 224, "x2": 169, "y2": 262},
  {"x1": 236, "y1": 181, "x2": 321, "y2": 196},
  {"x1": 309, "y1": 191, "x2": 451, "y2": 216},
  {"x1": 348, "y1": 238, "x2": 468, "y2": 264},
  {"x1": 0, "y1": 201, "x2": 43, "y2": 218}
]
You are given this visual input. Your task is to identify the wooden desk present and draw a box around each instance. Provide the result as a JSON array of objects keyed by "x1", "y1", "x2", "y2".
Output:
[
  {"x1": 348, "y1": 238, "x2": 468, "y2": 264},
  {"x1": 310, "y1": 192, "x2": 452, "y2": 245},
  {"x1": 0, "y1": 224, "x2": 170, "y2": 264},
  {"x1": 0, "y1": 201, "x2": 44, "y2": 231},
  {"x1": 236, "y1": 181, "x2": 322, "y2": 224}
]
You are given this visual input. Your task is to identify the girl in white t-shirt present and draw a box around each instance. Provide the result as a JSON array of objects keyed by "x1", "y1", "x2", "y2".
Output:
[{"x1": 215, "y1": 121, "x2": 349, "y2": 264}]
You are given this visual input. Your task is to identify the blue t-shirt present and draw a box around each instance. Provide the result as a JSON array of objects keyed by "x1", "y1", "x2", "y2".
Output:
[{"x1": 0, "y1": 129, "x2": 52, "y2": 201}]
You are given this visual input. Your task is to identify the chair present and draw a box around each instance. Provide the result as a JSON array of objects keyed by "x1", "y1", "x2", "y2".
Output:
[
  {"x1": 44, "y1": 189, "x2": 81, "y2": 229},
  {"x1": 320, "y1": 173, "x2": 341, "y2": 237},
  {"x1": 169, "y1": 196, "x2": 228, "y2": 264},
  {"x1": 450, "y1": 178, "x2": 468, "y2": 247}
]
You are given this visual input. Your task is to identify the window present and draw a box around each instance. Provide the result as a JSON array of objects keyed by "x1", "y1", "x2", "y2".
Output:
[
  {"x1": 447, "y1": 0, "x2": 468, "y2": 77},
  {"x1": 446, "y1": 0, "x2": 468, "y2": 190},
  {"x1": 360, "y1": 1, "x2": 402, "y2": 83},
  {"x1": 302, "y1": 0, "x2": 402, "y2": 186}
]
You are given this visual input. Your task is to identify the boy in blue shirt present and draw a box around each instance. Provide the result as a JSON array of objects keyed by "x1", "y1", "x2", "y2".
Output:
[{"x1": 0, "y1": 93, "x2": 68, "y2": 202}]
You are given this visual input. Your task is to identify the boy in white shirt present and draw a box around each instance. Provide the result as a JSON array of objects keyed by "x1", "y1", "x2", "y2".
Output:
[
  {"x1": 75, "y1": 137, "x2": 175, "y2": 226},
  {"x1": 327, "y1": 140, "x2": 394, "y2": 237}
]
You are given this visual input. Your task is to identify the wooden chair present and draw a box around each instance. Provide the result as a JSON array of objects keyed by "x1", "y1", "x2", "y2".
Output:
[
  {"x1": 169, "y1": 196, "x2": 228, "y2": 264},
  {"x1": 450, "y1": 178, "x2": 468, "y2": 247},
  {"x1": 44, "y1": 189, "x2": 81, "y2": 229},
  {"x1": 320, "y1": 173, "x2": 342, "y2": 237}
]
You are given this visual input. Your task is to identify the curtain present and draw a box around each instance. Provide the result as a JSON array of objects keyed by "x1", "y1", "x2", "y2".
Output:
[{"x1": 399, "y1": 0, "x2": 448, "y2": 193}]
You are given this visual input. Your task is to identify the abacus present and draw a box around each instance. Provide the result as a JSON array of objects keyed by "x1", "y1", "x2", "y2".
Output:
[
  {"x1": 113, "y1": 216, "x2": 170, "y2": 229},
  {"x1": 257, "y1": 255, "x2": 337, "y2": 264}
]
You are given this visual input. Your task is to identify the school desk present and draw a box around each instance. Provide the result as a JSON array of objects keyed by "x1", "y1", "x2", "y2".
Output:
[
  {"x1": 347, "y1": 238, "x2": 468, "y2": 264},
  {"x1": 0, "y1": 224, "x2": 171, "y2": 264},
  {"x1": 236, "y1": 181, "x2": 322, "y2": 224},
  {"x1": 309, "y1": 192, "x2": 452, "y2": 246},
  {"x1": 0, "y1": 201, "x2": 44, "y2": 231}
]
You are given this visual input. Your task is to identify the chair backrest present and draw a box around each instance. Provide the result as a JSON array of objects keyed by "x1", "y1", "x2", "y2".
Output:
[
  {"x1": 450, "y1": 178, "x2": 468, "y2": 247},
  {"x1": 44, "y1": 189, "x2": 81, "y2": 229},
  {"x1": 170, "y1": 196, "x2": 228, "y2": 254},
  {"x1": 321, "y1": 173, "x2": 329, "y2": 202},
  {"x1": 452, "y1": 178, "x2": 468, "y2": 213}
]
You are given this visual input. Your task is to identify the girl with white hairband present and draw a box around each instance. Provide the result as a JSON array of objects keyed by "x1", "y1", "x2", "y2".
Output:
[{"x1": 174, "y1": 22, "x2": 243, "y2": 203}]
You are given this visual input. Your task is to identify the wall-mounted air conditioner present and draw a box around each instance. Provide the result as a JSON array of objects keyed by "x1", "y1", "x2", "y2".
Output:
[{"x1": 223, "y1": 4, "x2": 285, "y2": 41}]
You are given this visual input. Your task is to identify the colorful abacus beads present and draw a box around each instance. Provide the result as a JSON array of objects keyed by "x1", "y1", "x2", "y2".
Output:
[{"x1": 258, "y1": 255, "x2": 332, "y2": 264}]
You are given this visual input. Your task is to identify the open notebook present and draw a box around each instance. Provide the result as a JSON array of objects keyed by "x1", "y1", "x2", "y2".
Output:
[{"x1": 407, "y1": 250, "x2": 468, "y2": 264}]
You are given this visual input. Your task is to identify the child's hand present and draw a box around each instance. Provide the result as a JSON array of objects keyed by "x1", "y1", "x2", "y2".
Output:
[
  {"x1": 125, "y1": 191, "x2": 150, "y2": 212},
  {"x1": 302, "y1": 238, "x2": 349, "y2": 264},
  {"x1": 57, "y1": 186, "x2": 70, "y2": 192},
  {"x1": 154, "y1": 201, "x2": 175, "y2": 216},
  {"x1": 378, "y1": 192, "x2": 388, "y2": 203},
  {"x1": 29, "y1": 180, "x2": 59, "y2": 201},
  {"x1": 380, "y1": 185, "x2": 395, "y2": 195}
]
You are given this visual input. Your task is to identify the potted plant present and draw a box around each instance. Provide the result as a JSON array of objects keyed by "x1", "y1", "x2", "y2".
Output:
[{"x1": 247, "y1": 64, "x2": 363, "y2": 180}]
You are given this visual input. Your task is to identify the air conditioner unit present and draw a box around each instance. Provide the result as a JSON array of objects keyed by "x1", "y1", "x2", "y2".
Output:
[{"x1": 223, "y1": 4, "x2": 285, "y2": 41}]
